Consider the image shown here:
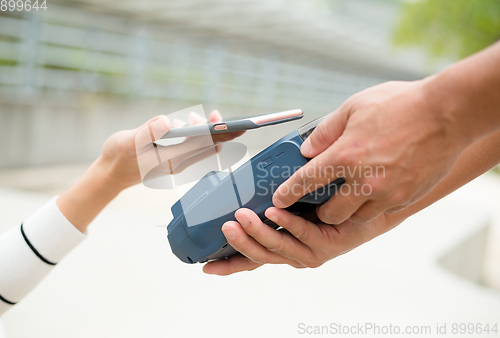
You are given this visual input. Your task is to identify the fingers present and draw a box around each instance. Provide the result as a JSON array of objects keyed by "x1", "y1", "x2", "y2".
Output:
[
  {"x1": 212, "y1": 207, "x2": 390, "y2": 273},
  {"x1": 138, "y1": 110, "x2": 216, "y2": 145},
  {"x1": 203, "y1": 254, "x2": 263, "y2": 276},
  {"x1": 135, "y1": 124, "x2": 155, "y2": 152},
  {"x1": 238, "y1": 207, "x2": 343, "y2": 268},
  {"x1": 209, "y1": 110, "x2": 223, "y2": 123},
  {"x1": 234, "y1": 208, "x2": 311, "y2": 261},
  {"x1": 272, "y1": 144, "x2": 344, "y2": 208},
  {"x1": 133, "y1": 115, "x2": 172, "y2": 182},
  {"x1": 155, "y1": 135, "x2": 216, "y2": 169},
  {"x1": 135, "y1": 110, "x2": 223, "y2": 183},
  {"x1": 135, "y1": 115, "x2": 171, "y2": 148},
  {"x1": 264, "y1": 208, "x2": 323, "y2": 249},
  {"x1": 316, "y1": 186, "x2": 367, "y2": 224},
  {"x1": 239, "y1": 207, "x2": 339, "y2": 268},
  {"x1": 221, "y1": 220, "x2": 305, "y2": 268},
  {"x1": 172, "y1": 119, "x2": 187, "y2": 128},
  {"x1": 264, "y1": 208, "x2": 332, "y2": 267},
  {"x1": 212, "y1": 130, "x2": 245, "y2": 143},
  {"x1": 188, "y1": 111, "x2": 207, "y2": 126},
  {"x1": 300, "y1": 105, "x2": 350, "y2": 158},
  {"x1": 273, "y1": 105, "x2": 351, "y2": 208},
  {"x1": 150, "y1": 116, "x2": 171, "y2": 141}
]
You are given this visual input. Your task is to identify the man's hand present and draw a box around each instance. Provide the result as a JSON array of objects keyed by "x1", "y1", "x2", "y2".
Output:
[
  {"x1": 203, "y1": 207, "x2": 400, "y2": 276},
  {"x1": 272, "y1": 80, "x2": 471, "y2": 225},
  {"x1": 204, "y1": 43, "x2": 500, "y2": 276}
]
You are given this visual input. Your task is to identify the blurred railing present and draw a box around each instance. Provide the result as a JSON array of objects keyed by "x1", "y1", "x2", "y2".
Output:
[
  {"x1": 0, "y1": 6, "x2": 413, "y2": 168},
  {"x1": 0, "y1": 8, "x2": 388, "y2": 108}
]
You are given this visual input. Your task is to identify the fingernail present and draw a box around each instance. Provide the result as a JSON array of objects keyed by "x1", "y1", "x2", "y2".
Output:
[
  {"x1": 301, "y1": 138, "x2": 312, "y2": 157},
  {"x1": 222, "y1": 224, "x2": 237, "y2": 240},
  {"x1": 267, "y1": 212, "x2": 278, "y2": 224},
  {"x1": 272, "y1": 195, "x2": 285, "y2": 208},
  {"x1": 152, "y1": 116, "x2": 169, "y2": 134},
  {"x1": 238, "y1": 214, "x2": 249, "y2": 228}
]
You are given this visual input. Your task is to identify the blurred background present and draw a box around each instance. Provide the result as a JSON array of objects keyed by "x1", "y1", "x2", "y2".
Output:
[
  {"x1": 1, "y1": 0, "x2": 500, "y2": 168},
  {"x1": 1, "y1": 1, "x2": 500, "y2": 337},
  {"x1": 0, "y1": 0, "x2": 453, "y2": 168},
  {"x1": 1, "y1": 0, "x2": 499, "y2": 168}
]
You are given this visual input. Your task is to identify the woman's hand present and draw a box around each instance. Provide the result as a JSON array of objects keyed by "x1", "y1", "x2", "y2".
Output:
[
  {"x1": 101, "y1": 110, "x2": 226, "y2": 191},
  {"x1": 57, "y1": 110, "x2": 234, "y2": 232},
  {"x1": 203, "y1": 207, "x2": 402, "y2": 276}
]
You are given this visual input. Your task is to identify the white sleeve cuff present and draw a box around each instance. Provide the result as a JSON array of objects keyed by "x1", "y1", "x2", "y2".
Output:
[
  {"x1": 0, "y1": 197, "x2": 86, "y2": 309},
  {"x1": 22, "y1": 196, "x2": 86, "y2": 264}
]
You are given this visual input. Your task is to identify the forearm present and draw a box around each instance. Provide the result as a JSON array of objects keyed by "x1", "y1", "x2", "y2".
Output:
[
  {"x1": 56, "y1": 157, "x2": 124, "y2": 233},
  {"x1": 424, "y1": 42, "x2": 500, "y2": 144},
  {"x1": 388, "y1": 131, "x2": 500, "y2": 225},
  {"x1": 393, "y1": 42, "x2": 500, "y2": 224}
]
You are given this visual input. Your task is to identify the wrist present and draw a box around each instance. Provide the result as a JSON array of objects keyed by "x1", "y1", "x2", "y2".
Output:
[
  {"x1": 91, "y1": 156, "x2": 129, "y2": 194},
  {"x1": 57, "y1": 157, "x2": 123, "y2": 233},
  {"x1": 419, "y1": 75, "x2": 476, "y2": 150},
  {"x1": 420, "y1": 42, "x2": 500, "y2": 146}
]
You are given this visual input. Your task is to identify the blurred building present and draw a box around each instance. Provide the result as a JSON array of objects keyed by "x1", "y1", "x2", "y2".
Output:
[{"x1": 0, "y1": 0, "x2": 428, "y2": 168}]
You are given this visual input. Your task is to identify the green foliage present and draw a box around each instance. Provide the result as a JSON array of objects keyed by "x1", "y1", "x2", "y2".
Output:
[
  {"x1": 493, "y1": 165, "x2": 500, "y2": 176},
  {"x1": 393, "y1": 0, "x2": 500, "y2": 60}
]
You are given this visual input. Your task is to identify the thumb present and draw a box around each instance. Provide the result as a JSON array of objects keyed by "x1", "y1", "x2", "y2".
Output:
[
  {"x1": 134, "y1": 115, "x2": 171, "y2": 151},
  {"x1": 149, "y1": 115, "x2": 171, "y2": 141},
  {"x1": 300, "y1": 105, "x2": 350, "y2": 158}
]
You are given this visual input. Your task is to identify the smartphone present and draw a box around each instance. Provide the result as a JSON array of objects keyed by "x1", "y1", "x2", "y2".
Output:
[{"x1": 161, "y1": 109, "x2": 304, "y2": 139}]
